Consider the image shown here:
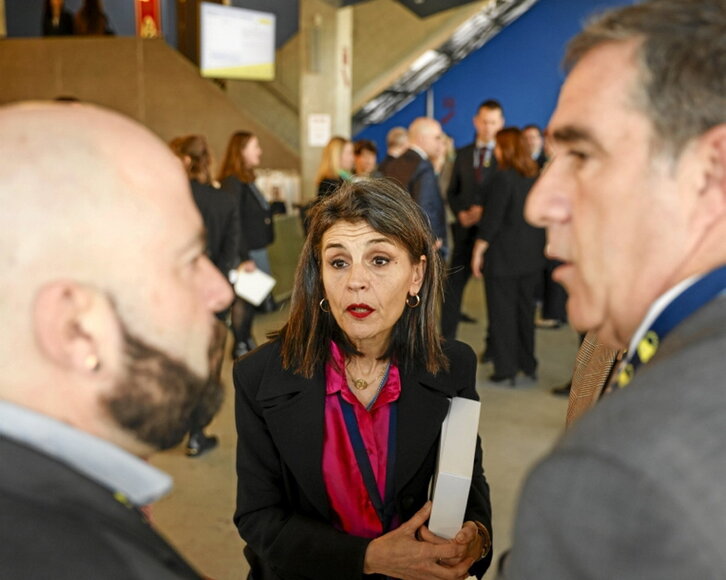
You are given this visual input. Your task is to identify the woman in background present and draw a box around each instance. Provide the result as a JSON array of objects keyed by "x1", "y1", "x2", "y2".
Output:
[
  {"x1": 170, "y1": 134, "x2": 241, "y2": 457},
  {"x1": 74, "y1": 0, "x2": 113, "y2": 35},
  {"x1": 471, "y1": 127, "x2": 546, "y2": 386},
  {"x1": 42, "y1": 0, "x2": 74, "y2": 36},
  {"x1": 316, "y1": 136, "x2": 355, "y2": 197},
  {"x1": 219, "y1": 131, "x2": 275, "y2": 357}
]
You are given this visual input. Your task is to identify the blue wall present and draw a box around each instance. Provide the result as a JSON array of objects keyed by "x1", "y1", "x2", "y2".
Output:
[{"x1": 355, "y1": 0, "x2": 634, "y2": 155}]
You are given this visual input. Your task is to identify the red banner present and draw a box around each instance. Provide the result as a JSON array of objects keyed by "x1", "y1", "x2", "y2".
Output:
[{"x1": 135, "y1": 0, "x2": 162, "y2": 39}]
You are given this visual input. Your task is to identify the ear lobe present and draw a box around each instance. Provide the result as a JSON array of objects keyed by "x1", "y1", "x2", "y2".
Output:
[{"x1": 33, "y1": 281, "x2": 110, "y2": 374}]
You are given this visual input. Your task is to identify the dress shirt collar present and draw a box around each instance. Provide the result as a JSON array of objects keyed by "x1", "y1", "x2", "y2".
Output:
[
  {"x1": 475, "y1": 140, "x2": 495, "y2": 150},
  {"x1": 0, "y1": 400, "x2": 172, "y2": 506},
  {"x1": 409, "y1": 144, "x2": 428, "y2": 160},
  {"x1": 626, "y1": 274, "x2": 701, "y2": 358}
]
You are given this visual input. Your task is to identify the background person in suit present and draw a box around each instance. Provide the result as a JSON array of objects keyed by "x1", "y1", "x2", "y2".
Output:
[
  {"x1": 441, "y1": 100, "x2": 504, "y2": 342},
  {"x1": 0, "y1": 102, "x2": 233, "y2": 578},
  {"x1": 219, "y1": 131, "x2": 274, "y2": 357},
  {"x1": 380, "y1": 117, "x2": 448, "y2": 258},
  {"x1": 377, "y1": 126, "x2": 408, "y2": 176},
  {"x1": 171, "y1": 134, "x2": 241, "y2": 457},
  {"x1": 471, "y1": 128, "x2": 545, "y2": 386},
  {"x1": 499, "y1": 1, "x2": 726, "y2": 578},
  {"x1": 233, "y1": 179, "x2": 492, "y2": 580},
  {"x1": 42, "y1": 0, "x2": 74, "y2": 36}
]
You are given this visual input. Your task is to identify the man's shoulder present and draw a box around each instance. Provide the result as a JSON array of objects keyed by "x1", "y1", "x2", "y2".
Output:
[{"x1": 561, "y1": 296, "x2": 726, "y2": 469}]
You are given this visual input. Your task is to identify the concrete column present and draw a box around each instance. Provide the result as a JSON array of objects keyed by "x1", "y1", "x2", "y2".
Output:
[
  {"x1": 0, "y1": 0, "x2": 6, "y2": 39},
  {"x1": 299, "y1": 1, "x2": 353, "y2": 201}
]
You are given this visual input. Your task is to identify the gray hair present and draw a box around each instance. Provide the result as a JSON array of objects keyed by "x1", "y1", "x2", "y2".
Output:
[{"x1": 566, "y1": 0, "x2": 726, "y2": 157}]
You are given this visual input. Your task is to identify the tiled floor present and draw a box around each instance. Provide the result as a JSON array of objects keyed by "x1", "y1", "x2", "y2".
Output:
[{"x1": 150, "y1": 278, "x2": 578, "y2": 580}]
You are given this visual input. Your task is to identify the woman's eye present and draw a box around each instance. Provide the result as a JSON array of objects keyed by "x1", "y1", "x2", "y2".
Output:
[
  {"x1": 372, "y1": 256, "x2": 390, "y2": 266},
  {"x1": 567, "y1": 149, "x2": 589, "y2": 163},
  {"x1": 330, "y1": 259, "x2": 347, "y2": 269}
]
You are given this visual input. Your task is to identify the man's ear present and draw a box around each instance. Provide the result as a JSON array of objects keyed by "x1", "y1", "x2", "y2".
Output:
[
  {"x1": 689, "y1": 124, "x2": 726, "y2": 229},
  {"x1": 33, "y1": 281, "x2": 117, "y2": 375}
]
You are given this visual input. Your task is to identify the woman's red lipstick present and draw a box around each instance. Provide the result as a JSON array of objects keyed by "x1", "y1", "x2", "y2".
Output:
[{"x1": 346, "y1": 304, "x2": 374, "y2": 319}]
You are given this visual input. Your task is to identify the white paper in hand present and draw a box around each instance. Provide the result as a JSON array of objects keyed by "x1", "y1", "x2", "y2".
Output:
[
  {"x1": 429, "y1": 397, "x2": 481, "y2": 539},
  {"x1": 234, "y1": 269, "x2": 276, "y2": 306}
]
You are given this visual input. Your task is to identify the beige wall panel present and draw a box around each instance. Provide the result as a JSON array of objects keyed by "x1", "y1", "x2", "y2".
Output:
[
  {"x1": 0, "y1": 37, "x2": 299, "y2": 172},
  {"x1": 0, "y1": 41, "x2": 61, "y2": 101}
]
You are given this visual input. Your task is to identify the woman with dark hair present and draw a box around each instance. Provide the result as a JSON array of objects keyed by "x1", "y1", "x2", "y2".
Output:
[
  {"x1": 316, "y1": 135, "x2": 355, "y2": 197},
  {"x1": 234, "y1": 179, "x2": 492, "y2": 580},
  {"x1": 74, "y1": 0, "x2": 113, "y2": 35},
  {"x1": 170, "y1": 134, "x2": 241, "y2": 457},
  {"x1": 219, "y1": 131, "x2": 274, "y2": 357},
  {"x1": 471, "y1": 127, "x2": 546, "y2": 385},
  {"x1": 42, "y1": 0, "x2": 74, "y2": 36}
]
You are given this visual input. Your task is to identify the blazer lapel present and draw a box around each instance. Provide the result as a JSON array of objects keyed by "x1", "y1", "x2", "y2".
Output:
[
  {"x1": 256, "y1": 363, "x2": 330, "y2": 520},
  {"x1": 395, "y1": 365, "x2": 458, "y2": 494}
]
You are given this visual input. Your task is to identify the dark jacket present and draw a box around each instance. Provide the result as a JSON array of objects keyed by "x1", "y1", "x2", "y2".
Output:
[
  {"x1": 233, "y1": 339, "x2": 492, "y2": 580},
  {"x1": 221, "y1": 176, "x2": 274, "y2": 253},
  {"x1": 190, "y1": 180, "x2": 241, "y2": 274},
  {"x1": 380, "y1": 149, "x2": 448, "y2": 244},
  {"x1": 42, "y1": 9, "x2": 74, "y2": 36},
  {"x1": 0, "y1": 436, "x2": 201, "y2": 580},
  {"x1": 477, "y1": 169, "x2": 546, "y2": 277},
  {"x1": 447, "y1": 143, "x2": 498, "y2": 215}
]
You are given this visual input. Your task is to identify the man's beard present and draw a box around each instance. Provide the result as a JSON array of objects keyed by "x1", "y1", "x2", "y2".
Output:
[{"x1": 100, "y1": 316, "x2": 224, "y2": 451}]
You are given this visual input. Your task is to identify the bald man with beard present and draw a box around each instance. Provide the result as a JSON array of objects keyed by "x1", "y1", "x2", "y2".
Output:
[{"x1": 0, "y1": 102, "x2": 233, "y2": 579}]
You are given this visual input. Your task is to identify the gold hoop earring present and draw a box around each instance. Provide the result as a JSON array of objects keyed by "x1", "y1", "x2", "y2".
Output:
[
  {"x1": 406, "y1": 294, "x2": 421, "y2": 308},
  {"x1": 319, "y1": 298, "x2": 331, "y2": 313}
]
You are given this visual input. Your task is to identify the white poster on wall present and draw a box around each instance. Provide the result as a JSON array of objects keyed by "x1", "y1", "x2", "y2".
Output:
[{"x1": 308, "y1": 114, "x2": 332, "y2": 147}]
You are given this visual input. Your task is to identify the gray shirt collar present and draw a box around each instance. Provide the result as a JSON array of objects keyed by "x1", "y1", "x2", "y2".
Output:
[{"x1": 0, "y1": 400, "x2": 172, "y2": 506}]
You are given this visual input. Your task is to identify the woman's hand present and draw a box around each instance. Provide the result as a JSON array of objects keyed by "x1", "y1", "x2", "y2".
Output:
[
  {"x1": 471, "y1": 239, "x2": 489, "y2": 279},
  {"x1": 418, "y1": 521, "x2": 485, "y2": 568},
  {"x1": 240, "y1": 260, "x2": 257, "y2": 273},
  {"x1": 363, "y1": 502, "x2": 474, "y2": 580}
]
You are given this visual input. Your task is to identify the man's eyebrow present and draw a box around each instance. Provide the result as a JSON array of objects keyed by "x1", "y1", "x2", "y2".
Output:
[
  {"x1": 177, "y1": 229, "x2": 207, "y2": 256},
  {"x1": 551, "y1": 125, "x2": 604, "y2": 152}
]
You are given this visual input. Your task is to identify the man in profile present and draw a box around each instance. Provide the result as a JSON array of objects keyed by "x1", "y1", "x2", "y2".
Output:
[
  {"x1": 500, "y1": 1, "x2": 726, "y2": 578},
  {"x1": 0, "y1": 102, "x2": 233, "y2": 578}
]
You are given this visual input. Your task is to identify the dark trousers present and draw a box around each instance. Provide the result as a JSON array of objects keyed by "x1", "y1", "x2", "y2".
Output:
[
  {"x1": 485, "y1": 271, "x2": 539, "y2": 377},
  {"x1": 441, "y1": 222, "x2": 477, "y2": 340}
]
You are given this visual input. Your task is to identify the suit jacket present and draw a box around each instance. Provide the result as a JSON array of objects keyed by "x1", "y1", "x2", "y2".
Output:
[
  {"x1": 500, "y1": 294, "x2": 726, "y2": 580},
  {"x1": 221, "y1": 176, "x2": 274, "y2": 252},
  {"x1": 190, "y1": 180, "x2": 241, "y2": 274},
  {"x1": 476, "y1": 169, "x2": 545, "y2": 277},
  {"x1": 233, "y1": 339, "x2": 492, "y2": 580},
  {"x1": 566, "y1": 332, "x2": 623, "y2": 428},
  {"x1": 447, "y1": 143, "x2": 498, "y2": 216},
  {"x1": 0, "y1": 436, "x2": 201, "y2": 580},
  {"x1": 380, "y1": 149, "x2": 448, "y2": 244}
]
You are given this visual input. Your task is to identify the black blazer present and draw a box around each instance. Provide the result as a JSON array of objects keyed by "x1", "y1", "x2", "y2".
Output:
[
  {"x1": 0, "y1": 436, "x2": 201, "y2": 579},
  {"x1": 190, "y1": 180, "x2": 241, "y2": 274},
  {"x1": 477, "y1": 168, "x2": 546, "y2": 277},
  {"x1": 233, "y1": 339, "x2": 492, "y2": 580},
  {"x1": 42, "y1": 9, "x2": 74, "y2": 36},
  {"x1": 447, "y1": 143, "x2": 498, "y2": 215},
  {"x1": 221, "y1": 176, "x2": 274, "y2": 252}
]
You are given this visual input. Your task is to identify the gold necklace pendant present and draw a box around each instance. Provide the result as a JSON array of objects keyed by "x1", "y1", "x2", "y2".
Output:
[{"x1": 351, "y1": 378, "x2": 369, "y2": 390}]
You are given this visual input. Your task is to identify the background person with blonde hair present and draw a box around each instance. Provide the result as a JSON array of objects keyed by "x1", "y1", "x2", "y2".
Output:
[{"x1": 316, "y1": 135, "x2": 355, "y2": 198}]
